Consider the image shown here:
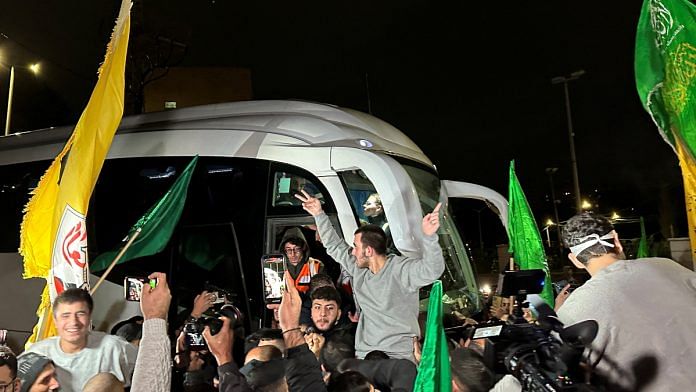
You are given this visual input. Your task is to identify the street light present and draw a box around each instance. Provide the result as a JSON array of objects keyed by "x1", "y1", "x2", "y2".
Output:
[
  {"x1": 581, "y1": 199, "x2": 592, "y2": 210},
  {"x1": 4, "y1": 62, "x2": 40, "y2": 136},
  {"x1": 552, "y1": 69, "x2": 585, "y2": 213},
  {"x1": 543, "y1": 220, "x2": 554, "y2": 247}
]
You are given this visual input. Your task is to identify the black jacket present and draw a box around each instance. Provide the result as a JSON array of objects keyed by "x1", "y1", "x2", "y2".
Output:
[
  {"x1": 218, "y1": 343, "x2": 326, "y2": 392},
  {"x1": 337, "y1": 358, "x2": 417, "y2": 392}
]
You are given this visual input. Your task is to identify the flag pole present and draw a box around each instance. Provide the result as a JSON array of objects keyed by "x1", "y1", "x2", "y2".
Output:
[
  {"x1": 91, "y1": 227, "x2": 142, "y2": 295},
  {"x1": 508, "y1": 257, "x2": 515, "y2": 315}
]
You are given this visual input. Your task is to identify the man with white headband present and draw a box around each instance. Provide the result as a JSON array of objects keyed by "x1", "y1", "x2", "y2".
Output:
[{"x1": 558, "y1": 212, "x2": 696, "y2": 391}]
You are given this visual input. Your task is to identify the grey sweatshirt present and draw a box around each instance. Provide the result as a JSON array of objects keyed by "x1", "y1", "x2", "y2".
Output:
[
  {"x1": 130, "y1": 319, "x2": 171, "y2": 392},
  {"x1": 315, "y1": 212, "x2": 445, "y2": 359},
  {"x1": 558, "y1": 258, "x2": 696, "y2": 391}
]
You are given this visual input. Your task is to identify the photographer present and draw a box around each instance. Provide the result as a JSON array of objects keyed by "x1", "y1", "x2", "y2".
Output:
[
  {"x1": 449, "y1": 348, "x2": 521, "y2": 392},
  {"x1": 202, "y1": 272, "x2": 326, "y2": 392},
  {"x1": 559, "y1": 212, "x2": 696, "y2": 390}
]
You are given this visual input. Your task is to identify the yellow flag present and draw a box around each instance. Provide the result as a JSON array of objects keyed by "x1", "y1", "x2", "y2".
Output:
[
  {"x1": 20, "y1": 0, "x2": 132, "y2": 345},
  {"x1": 675, "y1": 137, "x2": 696, "y2": 262}
]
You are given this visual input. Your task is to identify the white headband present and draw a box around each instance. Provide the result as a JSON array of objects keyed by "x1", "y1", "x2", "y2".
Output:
[{"x1": 569, "y1": 231, "x2": 616, "y2": 256}]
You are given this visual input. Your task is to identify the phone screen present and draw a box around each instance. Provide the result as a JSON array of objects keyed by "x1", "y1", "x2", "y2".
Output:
[
  {"x1": 262, "y1": 254, "x2": 286, "y2": 304},
  {"x1": 472, "y1": 325, "x2": 504, "y2": 339},
  {"x1": 124, "y1": 277, "x2": 147, "y2": 301},
  {"x1": 184, "y1": 323, "x2": 207, "y2": 351}
]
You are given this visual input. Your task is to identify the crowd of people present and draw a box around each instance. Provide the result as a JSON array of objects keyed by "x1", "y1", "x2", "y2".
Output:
[{"x1": 2, "y1": 197, "x2": 696, "y2": 391}]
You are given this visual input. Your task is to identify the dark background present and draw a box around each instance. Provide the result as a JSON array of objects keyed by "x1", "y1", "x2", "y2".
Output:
[{"x1": 0, "y1": 0, "x2": 687, "y2": 250}]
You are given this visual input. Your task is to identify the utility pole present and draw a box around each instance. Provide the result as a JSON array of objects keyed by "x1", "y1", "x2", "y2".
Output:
[
  {"x1": 545, "y1": 167, "x2": 564, "y2": 254},
  {"x1": 552, "y1": 70, "x2": 585, "y2": 213},
  {"x1": 5, "y1": 66, "x2": 14, "y2": 135}
]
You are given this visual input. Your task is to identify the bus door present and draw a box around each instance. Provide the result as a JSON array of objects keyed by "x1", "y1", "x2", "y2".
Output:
[{"x1": 440, "y1": 180, "x2": 509, "y2": 230}]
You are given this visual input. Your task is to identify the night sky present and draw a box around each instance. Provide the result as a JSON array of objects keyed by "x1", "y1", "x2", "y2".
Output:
[{"x1": 0, "y1": 0, "x2": 688, "y2": 242}]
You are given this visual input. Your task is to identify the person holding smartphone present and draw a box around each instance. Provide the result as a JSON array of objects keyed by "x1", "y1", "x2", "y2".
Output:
[{"x1": 295, "y1": 190, "x2": 445, "y2": 361}]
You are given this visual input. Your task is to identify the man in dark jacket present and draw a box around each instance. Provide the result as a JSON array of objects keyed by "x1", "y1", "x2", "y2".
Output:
[{"x1": 204, "y1": 271, "x2": 327, "y2": 392}]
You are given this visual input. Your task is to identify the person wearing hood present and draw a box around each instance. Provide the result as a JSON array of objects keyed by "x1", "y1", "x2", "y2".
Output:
[{"x1": 281, "y1": 235, "x2": 323, "y2": 294}]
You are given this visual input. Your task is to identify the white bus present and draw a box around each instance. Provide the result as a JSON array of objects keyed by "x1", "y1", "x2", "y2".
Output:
[{"x1": 0, "y1": 100, "x2": 507, "y2": 347}]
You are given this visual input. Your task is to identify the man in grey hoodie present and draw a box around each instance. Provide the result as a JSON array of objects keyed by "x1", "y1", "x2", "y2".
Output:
[{"x1": 295, "y1": 190, "x2": 445, "y2": 360}]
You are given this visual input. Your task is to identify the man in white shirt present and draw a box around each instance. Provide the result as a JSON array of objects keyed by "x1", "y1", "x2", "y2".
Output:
[{"x1": 26, "y1": 288, "x2": 137, "y2": 392}]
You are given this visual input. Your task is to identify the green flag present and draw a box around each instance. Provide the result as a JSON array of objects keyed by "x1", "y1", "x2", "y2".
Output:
[
  {"x1": 414, "y1": 281, "x2": 451, "y2": 392},
  {"x1": 635, "y1": 0, "x2": 696, "y2": 260},
  {"x1": 507, "y1": 161, "x2": 554, "y2": 307},
  {"x1": 637, "y1": 217, "x2": 650, "y2": 258},
  {"x1": 91, "y1": 156, "x2": 198, "y2": 272}
]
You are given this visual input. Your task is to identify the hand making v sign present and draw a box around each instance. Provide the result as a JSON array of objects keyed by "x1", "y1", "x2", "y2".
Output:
[{"x1": 295, "y1": 190, "x2": 323, "y2": 216}]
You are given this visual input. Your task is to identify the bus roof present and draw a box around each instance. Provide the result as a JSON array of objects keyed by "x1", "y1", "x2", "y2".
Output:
[{"x1": 0, "y1": 100, "x2": 434, "y2": 167}]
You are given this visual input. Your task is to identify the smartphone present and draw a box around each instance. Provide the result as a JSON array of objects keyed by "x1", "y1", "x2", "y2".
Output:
[
  {"x1": 471, "y1": 323, "x2": 504, "y2": 340},
  {"x1": 262, "y1": 254, "x2": 286, "y2": 304},
  {"x1": 124, "y1": 276, "x2": 156, "y2": 301}
]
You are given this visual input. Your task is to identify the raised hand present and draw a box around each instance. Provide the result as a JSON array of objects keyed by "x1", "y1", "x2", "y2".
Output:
[
  {"x1": 278, "y1": 271, "x2": 302, "y2": 331},
  {"x1": 294, "y1": 190, "x2": 323, "y2": 216},
  {"x1": 304, "y1": 332, "x2": 325, "y2": 358},
  {"x1": 348, "y1": 311, "x2": 360, "y2": 323},
  {"x1": 555, "y1": 284, "x2": 572, "y2": 312},
  {"x1": 141, "y1": 272, "x2": 171, "y2": 320},
  {"x1": 191, "y1": 290, "x2": 214, "y2": 319},
  {"x1": 202, "y1": 317, "x2": 233, "y2": 366},
  {"x1": 421, "y1": 202, "x2": 443, "y2": 236}
]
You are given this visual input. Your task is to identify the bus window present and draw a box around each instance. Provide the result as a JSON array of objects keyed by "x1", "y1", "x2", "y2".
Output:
[
  {"x1": 177, "y1": 223, "x2": 256, "y2": 328},
  {"x1": 0, "y1": 160, "x2": 50, "y2": 252},
  {"x1": 89, "y1": 157, "x2": 269, "y2": 331},
  {"x1": 272, "y1": 172, "x2": 324, "y2": 207},
  {"x1": 399, "y1": 161, "x2": 483, "y2": 316},
  {"x1": 338, "y1": 170, "x2": 396, "y2": 254}
]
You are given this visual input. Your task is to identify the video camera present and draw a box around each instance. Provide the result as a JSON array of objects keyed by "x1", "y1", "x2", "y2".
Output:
[
  {"x1": 472, "y1": 270, "x2": 599, "y2": 391},
  {"x1": 184, "y1": 283, "x2": 244, "y2": 351}
]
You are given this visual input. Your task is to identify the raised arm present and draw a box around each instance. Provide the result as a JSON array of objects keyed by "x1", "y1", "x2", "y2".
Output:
[
  {"x1": 295, "y1": 191, "x2": 358, "y2": 277},
  {"x1": 280, "y1": 272, "x2": 327, "y2": 392},
  {"x1": 131, "y1": 272, "x2": 172, "y2": 392},
  {"x1": 400, "y1": 203, "x2": 446, "y2": 289}
]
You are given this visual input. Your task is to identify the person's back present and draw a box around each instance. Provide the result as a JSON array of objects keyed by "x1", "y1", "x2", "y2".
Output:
[
  {"x1": 558, "y1": 257, "x2": 696, "y2": 390},
  {"x1": 558, "y1": 212, "x2": 696, "y2": 391}
]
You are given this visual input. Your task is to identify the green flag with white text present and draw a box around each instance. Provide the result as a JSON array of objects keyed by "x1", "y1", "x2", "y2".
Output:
[
  {"x1": 508, "y1": 161, "x2": 554, "y2": 307},
  {"x1": 91, "y1": 156, "x2": 198, "y2": 272},
  {"x1": 413, "y1": 281, "x2": 451, "y2": 392},
  {"x1": 635, "y1": 0, "x2": 696, "y2": 261}
]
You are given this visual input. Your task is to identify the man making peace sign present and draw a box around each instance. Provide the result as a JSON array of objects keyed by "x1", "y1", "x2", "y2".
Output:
[{"x1": 295, "y1": 190, "x2": 445, "y2": 361}]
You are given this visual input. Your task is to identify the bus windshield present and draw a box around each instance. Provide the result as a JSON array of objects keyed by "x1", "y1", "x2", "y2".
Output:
[{"x1": 399, "y1": 162, "x2": 483, "y2": 317}]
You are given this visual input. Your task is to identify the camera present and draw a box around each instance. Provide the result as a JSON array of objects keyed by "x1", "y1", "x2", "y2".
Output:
[
  {"x1": 184, "y1": 303, "x2": 245, "y2": 351},
  {"x1": 473, "y1": 270, "x2": 599, "y2": 391}
]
